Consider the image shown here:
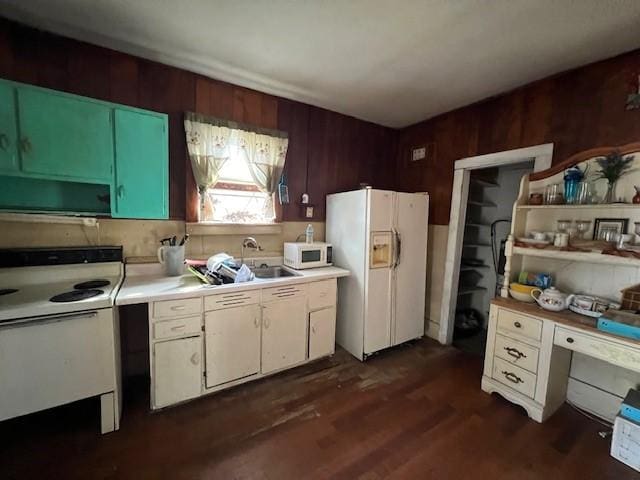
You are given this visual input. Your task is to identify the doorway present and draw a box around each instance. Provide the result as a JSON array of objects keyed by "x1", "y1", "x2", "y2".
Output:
[{"x1": 439, "y1": 144, "x2": 554, "y2": 346}]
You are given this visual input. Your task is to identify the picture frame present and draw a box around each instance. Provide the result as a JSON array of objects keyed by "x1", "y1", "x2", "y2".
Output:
[{"x1": 593, "y1": 218, "x2": 629, "y2": 240}]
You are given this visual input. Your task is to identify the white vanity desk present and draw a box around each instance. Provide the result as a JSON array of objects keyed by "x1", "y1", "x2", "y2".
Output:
[
  {"x1": 482, "y1": 297, "x2": 640, "y2": 422},
  {"x1": 482, "y1": 142, "x2": 640, "y2": 421}
]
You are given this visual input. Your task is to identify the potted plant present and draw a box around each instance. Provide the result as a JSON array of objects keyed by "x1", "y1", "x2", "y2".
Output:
[{"x1": 595, "y1": 150, "x2": 635, "y2": 203}]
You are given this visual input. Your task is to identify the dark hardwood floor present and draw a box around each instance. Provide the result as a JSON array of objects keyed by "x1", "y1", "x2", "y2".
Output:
[{"x1": 0, "y1": 339, "x2": 635, "y2": 479}]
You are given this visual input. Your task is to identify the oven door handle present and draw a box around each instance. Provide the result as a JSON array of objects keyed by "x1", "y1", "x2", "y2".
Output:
[{"x1": 0, "y1": 311, "x2": 98, "y2": 329}]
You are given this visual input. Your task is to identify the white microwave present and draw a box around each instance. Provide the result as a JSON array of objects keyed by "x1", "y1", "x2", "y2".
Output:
[{"x1": 283, "y1": 242, "x2": 333, "y2": 270}]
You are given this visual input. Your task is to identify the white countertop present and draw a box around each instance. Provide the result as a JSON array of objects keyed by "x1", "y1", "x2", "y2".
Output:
[{"x1": 116, "y1": 265, "x2": 350, "y2": 306}]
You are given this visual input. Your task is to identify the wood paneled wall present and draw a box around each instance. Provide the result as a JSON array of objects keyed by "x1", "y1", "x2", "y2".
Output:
[
  {"x1": 397, "y1": 49, "x2": 640, "y2": 224},
  {"x1": 0, "y1": 17, "x2": 396, "y2": 221}
]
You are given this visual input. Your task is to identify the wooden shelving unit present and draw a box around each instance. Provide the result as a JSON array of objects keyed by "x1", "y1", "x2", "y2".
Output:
[
  {"x1": 511, "y1": 245, "x2": 640, "y2": 267},
  {"x1": 516, "y1": 204, "x2": 640, "y2": 211}
]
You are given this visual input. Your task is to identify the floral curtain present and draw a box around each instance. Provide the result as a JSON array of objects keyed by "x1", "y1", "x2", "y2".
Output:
[{"x1": 184, "y1": 112, "x2": 288, "y2": 220}]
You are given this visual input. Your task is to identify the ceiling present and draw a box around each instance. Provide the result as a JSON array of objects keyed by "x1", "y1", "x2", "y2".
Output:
[{"x1": 2, "y1": 0, "x2": 640, "y2": 128}]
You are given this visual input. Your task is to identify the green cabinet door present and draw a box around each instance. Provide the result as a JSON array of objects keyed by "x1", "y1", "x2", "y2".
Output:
[
  {"x1": 112, "y1": 109, "x2": 168, "y2": 219},
  {"x1": 0, "y1": 83, "x2": 18, "y2": 173},
  {"x1": 17, "y1": 87, "x2": 113, "y2": 182}
]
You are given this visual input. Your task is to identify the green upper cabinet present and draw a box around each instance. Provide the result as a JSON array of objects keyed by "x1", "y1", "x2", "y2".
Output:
[
  {"x1": 0, "y1": 82, "x2": 19, "y2": 173},
  {"x1": 112, "y1": 109, "x2": 168, "y2": 219},
  {"x1": 17, "y1": 87, "x2": 113, "y2": 183}
]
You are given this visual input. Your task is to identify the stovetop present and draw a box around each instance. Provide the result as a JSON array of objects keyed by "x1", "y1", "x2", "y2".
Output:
[{"x1": 0, "y1": 247, "x2": 124, "y2": 322}]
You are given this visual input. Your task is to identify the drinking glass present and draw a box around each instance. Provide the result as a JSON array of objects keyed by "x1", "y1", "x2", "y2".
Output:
[
  {"x1": 557, "y1": 219, "x2": 572, "y2": 233},
  {"x1": 576, "y1": 220, "x2": 591, "y2": 239}
]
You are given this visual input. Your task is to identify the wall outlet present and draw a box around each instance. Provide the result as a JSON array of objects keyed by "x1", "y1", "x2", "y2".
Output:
[{"x1": 411, "y1": 146, "x2": 426, "y2": 161}]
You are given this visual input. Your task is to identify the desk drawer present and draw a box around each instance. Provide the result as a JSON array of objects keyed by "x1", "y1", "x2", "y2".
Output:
[
  {"x1": 262, "y1": 284, "x2": 307, "y2": 302},
  {"x1": 497, "y1": 309, "x2": 542, "y2": 343},
  {"x1": 555, "y1": 327, "x2": 640, "y2": 373},
  {"x1": 153, "y1": 315, "x2": 202, "y2": 340},
  {"x1": 492, "y1": 357, "x2": 537, "y2": 398},
  {"x1": 494, "y1": 334, "x2": 539, "y2": 374},
  {"x1": 308, "y1": 279, "x2": 336, "y2": 310},
  {"x1": 153, "y1": 297, "x2": 202, "y2": 319},
  {"x1": 204, "y1": 290, "x2": 260, "y2": 311}
]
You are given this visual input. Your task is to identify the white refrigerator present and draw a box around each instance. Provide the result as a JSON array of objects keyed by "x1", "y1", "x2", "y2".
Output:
[{"x1": 326, "y1": 189, "x2": 429, "y2": 360}]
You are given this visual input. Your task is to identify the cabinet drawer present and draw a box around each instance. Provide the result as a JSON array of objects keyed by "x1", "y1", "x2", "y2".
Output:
[
  {"x1": 153, "y1": 315, "x2": 201, "y2": 340},
  {"x1": 308, "y1": 279, "x2": 336, "y2": 310},
  {"x1": 496, "y1": 309, "x2": 542, "y2": 343},
  {"x1": 492, "y1": 357, "x2": 537, "y2": 398},
  {"x1": 494, "y1": 334, "x2": 539, "y2": 374},
  {"x1": 153, "y1": 297, "x2": 202, "y2": 319},
  {"x1": 204, "y1": 290, "x2": 260, "y2": 311},
  {"x1": 554, "y1": 327, "x2": 640, "y2": 373},
  {"x1": 262, "y1": 283, "x2": 307, "y2": 302}
]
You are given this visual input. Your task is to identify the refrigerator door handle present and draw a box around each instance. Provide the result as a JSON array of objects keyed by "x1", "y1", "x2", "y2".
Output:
[
  {"x1": 390, "y1": 228, "x2": 397, "y2": 268},
  {"x1": 396, "y1": 232, "x2": 402, "y2": 267}
]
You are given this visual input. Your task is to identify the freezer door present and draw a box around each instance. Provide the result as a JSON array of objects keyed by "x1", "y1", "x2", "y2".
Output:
[
  {"x1": 393, "y1": 192, "x2": 429, "y2": 345},
  {"x1": 363, "y1": 189, "x2": 394, "y2": 355}
]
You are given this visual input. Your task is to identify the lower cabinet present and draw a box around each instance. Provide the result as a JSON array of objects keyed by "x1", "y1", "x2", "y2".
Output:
[
  {"x1": 309, "y1": 307, "x2": 336, "y2": 360},
  {"x1": 153, "y1": 336, "x2": 202, "y2": 408},
  {"x1": 204, "y1": 304, "x2": 261, "y2": 388},
  {"x1": 262, "y1": 296, "x2": 307, "y2": 374}
]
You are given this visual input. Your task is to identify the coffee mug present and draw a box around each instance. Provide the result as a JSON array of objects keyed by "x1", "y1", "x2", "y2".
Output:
[
  {"x1": 573, "y1": 295, "x2": 594, "y2": 310},
  {"x1": 157, "y1": 245, "x2": 185, "y2": 276},
  {"x1": 531, "y1": 231, "x2": 547, "y2": 241}
]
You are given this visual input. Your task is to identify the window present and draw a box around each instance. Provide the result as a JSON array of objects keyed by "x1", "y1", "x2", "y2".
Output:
[
  {"x1": 201, "y1": 146, "x2": 275, "y2": 223},
  {"x1": 185, "y1": 112, "x2": 288, "y2": 225}
]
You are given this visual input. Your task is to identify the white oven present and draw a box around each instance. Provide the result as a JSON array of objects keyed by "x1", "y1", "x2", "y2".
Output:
[
  {"x1": 0, "y1": 308, "x2": 119, "y2": 425},
  {"x1": 283, "y1": 242, "x2": 332, "y2": 270}
]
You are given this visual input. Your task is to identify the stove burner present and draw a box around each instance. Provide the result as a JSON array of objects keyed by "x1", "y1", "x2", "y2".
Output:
[
  {"x1": 74, "y1": 279, "x2": 111, "y2": 290},
  {"x1": 0, "y1": 288, "x2": 18, "y2": 296},
  {"x1": 50, "y1": 289, "x2": 103, "y2": 303}
]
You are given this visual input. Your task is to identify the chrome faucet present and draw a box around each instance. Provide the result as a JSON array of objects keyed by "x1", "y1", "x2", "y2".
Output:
[{"x1": 241, "y1": 237, "x2": 263, "y2": 266}]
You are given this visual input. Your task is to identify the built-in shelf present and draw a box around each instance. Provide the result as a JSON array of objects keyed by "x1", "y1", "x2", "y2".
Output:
[
  {"x1": 463, "y1": 243, "x2": 492, "y2": 248},
  {"x1": 457, "y1": 286, "x2": 488, "y2": 296},
  {"x1": 471, "y1": 178, "x2": 499, "y2": 188},
  {"x1": 516, "y1": 203, "x2": 640, "y2": 211},
  {"x1": 468, "y1": 200, "x2": 497, "y2": 207},
  {"x1": 460, "y1": 264, "x2": 490, "y2": 272},
  {"x1": 512, "y1": 245, "x2": 640, "y2": 267},
  {"x1": 465, "y1": 222, "x2": 491, "y2": 228}
]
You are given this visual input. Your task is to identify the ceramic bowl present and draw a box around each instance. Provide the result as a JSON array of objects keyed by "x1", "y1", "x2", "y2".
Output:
[
  {"x1": 510, "y1": 283, "x2": 537, "y2": 294},
  {"x1": 509, "y1": 288, "x2": 536, "y2": 303}
]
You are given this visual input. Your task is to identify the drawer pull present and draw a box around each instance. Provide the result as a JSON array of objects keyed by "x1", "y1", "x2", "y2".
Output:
[
  {"x1": 501, "y1": 371, "x2": 524, "y2": 384},
  {"x1": 504, "y1": 347, "x2": 526, "y2": 360},
  {"x1": 190, "y1": 352, "x2": 200, "y2": 365},
  {"x1": 264, "y1": 317, "x2": 270, "y2": 329},
  {"x1": 171, "y1": 305, "x2": 186, "y2": 311},
  {"x1": 513, "y1": 321, "x2": 522, "y2": 329},
  {"x1": 170, "y1": 324, "x2": 186, "y2": 332},
  {"x1": 566, "y1": 337, "x2": 574, "y2": 344},
  {"x1": 254, "y1": 317, "x2": 260, "y2": 328}
]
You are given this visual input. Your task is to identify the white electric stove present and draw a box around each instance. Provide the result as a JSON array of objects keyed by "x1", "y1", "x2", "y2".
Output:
[{"x1": 0, "y1": 246, "x2": 124, "y2": 434}]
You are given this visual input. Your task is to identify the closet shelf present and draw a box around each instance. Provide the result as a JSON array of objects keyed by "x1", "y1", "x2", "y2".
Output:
[
  {"x1": 512, "y1": 245, "x2": 640, "y2": 267},
  {"x1": 457, "y1": 286, "x2": 488, "y2": 296},
  {"x1": 468, "y1": 200, "x2": 497, "y2": 207},
  {"x1": 471, "y1": 178, "x2": 500, "y2": 188},
  {"x1": 463, "y1": 243, "x2": 492, "y2": 248},
  {"x1": 460, "y1": 264, "x2": 490, "y2": 272},
  {"x1": 465, "y1": 222, "x2": 491, "y2": 228}
]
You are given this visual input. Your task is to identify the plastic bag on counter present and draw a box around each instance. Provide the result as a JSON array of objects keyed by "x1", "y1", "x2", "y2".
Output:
[
  {"x1": 234, "y1": 264, "x2": 255, "y2": 283},
  {"x1": 206, "y1": 253, "x2": 234, "y2": 273}
]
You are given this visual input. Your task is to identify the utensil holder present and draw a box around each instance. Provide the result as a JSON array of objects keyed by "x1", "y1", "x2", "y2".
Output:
[{"x1": 157, "y1": 245, "x2": 185, "y2": 276}]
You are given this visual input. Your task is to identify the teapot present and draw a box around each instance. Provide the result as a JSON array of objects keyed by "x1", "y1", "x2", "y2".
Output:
[{"x1": 531, "y1": 287, "x2": 575, "y2": 312}]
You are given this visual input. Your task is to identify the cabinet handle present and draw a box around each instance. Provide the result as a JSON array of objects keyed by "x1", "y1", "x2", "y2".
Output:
[
  {"x1": 190, "y1": 352, "x2": 199, "y2": 365},
  {"x1": 170, "y1": 305, "x2": 186, "y2": 311},
  {"x1": 501, "y1": 371, "x2": 523, "y2": 384},
  {"x1": 566, "y1": 337, "x2": 574, "y2": 344},
  {"x1": 311, "y1": 326, "x2": 316, "y2": 334},
  {"x1": 170, "y1": 324, "x2": 186, "y2": 332},
  {"x1": 0, "y1": 134, "x2": 9, "y2": 150},
  {"x1": 264, "y1": 317, "x2": 270, "y2": 329},
  {"x1": 513, "y1": 321, "x2": 522, "y2": 329},
  {"x1": 254, "y1": 317, "x2": 260, "y2": 328},
  {"x1": 19, "y1": 137, "x2": 31, "y2": 153},
  {"x1": 504, "y1": 347, "x2": 526, "y2": 360},
  {"x1": 117, "y1": 185, "x2": 125, "y2": 198}
]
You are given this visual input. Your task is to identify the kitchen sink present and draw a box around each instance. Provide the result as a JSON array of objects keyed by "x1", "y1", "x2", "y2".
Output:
[{"x1": 250, "y1": 265, "x2": 299, "y2": 279}]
